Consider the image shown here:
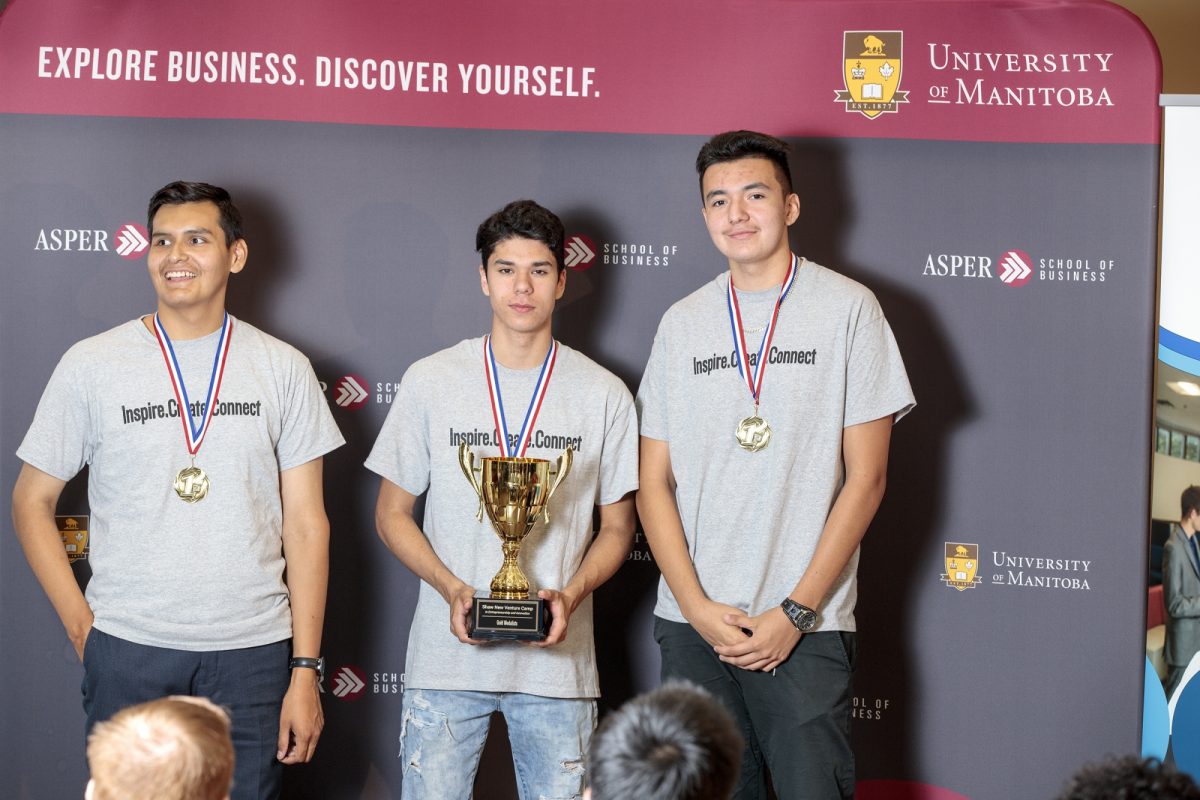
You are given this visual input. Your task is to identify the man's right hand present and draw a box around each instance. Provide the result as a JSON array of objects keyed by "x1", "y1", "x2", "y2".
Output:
[
  {"x1": 446, "y1": 583, "x2": 485, "y2": 645},
  {"x1": 69, "y1": 615, "x2": 94, "y2": 662},
  {"x1": 685, "y1": 598, "x2": 752, "y2": 649}
]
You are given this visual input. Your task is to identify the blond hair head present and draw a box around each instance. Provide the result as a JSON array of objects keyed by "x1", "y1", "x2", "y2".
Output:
[{"x1": 86, "y1": 696, "x2": 234, "y2": 800}]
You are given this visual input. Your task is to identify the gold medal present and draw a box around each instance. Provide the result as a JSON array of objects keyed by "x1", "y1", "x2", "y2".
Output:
[
  {"x1": 735, "y1": 414, "x2": 772, "y2": 452},
  {"x1": 174, "y1": 465, "x2": 210, "y2": 503},
  {"x1": 726, "y1": 255, "x2": 801, "y2": 454},
  {"x1": 152, "y1": 313, "x2": 233, "y2": 506}
]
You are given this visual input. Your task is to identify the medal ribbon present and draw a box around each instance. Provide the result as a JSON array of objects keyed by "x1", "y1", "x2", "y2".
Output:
[
  {"x1": 152, "y1": 313, "x2": 233, "y2": 456},
  {"x1": 484, "y1": 335, "x2": 558, "y2": 458},
  {"x1": 726, "y1": 253, "x2": 799, "y2": 406}
]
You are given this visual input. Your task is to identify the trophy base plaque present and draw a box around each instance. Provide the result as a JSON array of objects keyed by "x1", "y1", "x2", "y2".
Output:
[{"x1": 468, "y1": 596, "x2": 551, "y2": 641}]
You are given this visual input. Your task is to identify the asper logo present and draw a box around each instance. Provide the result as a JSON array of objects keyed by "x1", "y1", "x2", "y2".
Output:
[
  {"x1": 333, "y1": 375, "x2": 369, "y2": 410},
  {"x1": 836, "y1": 31, "x2": 910, "y2": 119},
  {"x1": 115, "y1": 223, "x2": 150, "y2": 259},
  {"x1": 33, "y1": 222, "x2": 149, "y2": 258},
  {"x1": 941, "y1": 542, "x2": 981, "y2": 591},
  {"x1": 998, "y1": 250, "x2": 1033, "y2": 287},
  {"x1": 564, "y1": 234, "x2": 596, "y2": 271},
  {"x1": 331, "y1": 665, "x2": 367, "y2": 700},
  {"x1": 922, "y1": 248, "x2": 1112, "y2": 286}
]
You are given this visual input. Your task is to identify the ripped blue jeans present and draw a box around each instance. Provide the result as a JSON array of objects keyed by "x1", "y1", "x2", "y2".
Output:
[{"x1": 399, "y1": 688, "x2": 594, "y2": 800}]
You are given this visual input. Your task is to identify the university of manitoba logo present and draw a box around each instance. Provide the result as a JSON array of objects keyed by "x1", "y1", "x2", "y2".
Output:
[
  {"x1": 332, "y1": 375, "x2": 370, "y2": 410},
  {"x1": 836, "y1": 31, "x2": 910, "y2": 119},
  {"x1": 56, "y1": 515, "x2": 89, "y2": 562},
  {"x1": 940, "y1": 542, "x2": 982, "y2": 591},
  {"x1": 564, "y1": 234, "x2": 596, "y2": 271}
]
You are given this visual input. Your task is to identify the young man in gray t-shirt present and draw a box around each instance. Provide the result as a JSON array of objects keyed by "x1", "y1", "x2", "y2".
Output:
[
  {"x1": 13, "y1": 181, "x2": 344, "y2": 800},
  {"x1": 366, "y1": 199, "x2": 638, "y2": 799},
  {"x1": 636, "y1": 131, "x2": 914, "y2": 799}
]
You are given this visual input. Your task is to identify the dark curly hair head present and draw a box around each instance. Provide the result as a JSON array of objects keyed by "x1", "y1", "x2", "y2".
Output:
[{"x1": 1055, "y1": 756, "x2": 1200, "y2": 800}]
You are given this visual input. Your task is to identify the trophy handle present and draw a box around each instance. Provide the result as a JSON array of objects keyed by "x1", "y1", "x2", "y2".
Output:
[
  {"x1": 542, "y1": 446, "x2": 573, "y2": 524},
  {"x1": 457, "y1": 443, "x2": 484, "y2": 522}
]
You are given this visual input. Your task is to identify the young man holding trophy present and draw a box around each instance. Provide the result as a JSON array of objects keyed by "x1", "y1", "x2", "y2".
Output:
[
  {"x1": 366, "y1": 199, "x2": 638, "y2": 799},
  {"x1": 636, "y1": 131, "x2": 914, "y2": 799}
]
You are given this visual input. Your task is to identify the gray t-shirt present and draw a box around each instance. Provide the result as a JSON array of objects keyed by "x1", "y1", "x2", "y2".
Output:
[
  {"x1": 637, "y1": 261, "x2": 914, "y2": 630},
  {"x1": 365, "y1": 338, "x2": 639, "y2": 698},
  {"x1": 17, "y1": 316, "x2": 345, "y2": 650}
]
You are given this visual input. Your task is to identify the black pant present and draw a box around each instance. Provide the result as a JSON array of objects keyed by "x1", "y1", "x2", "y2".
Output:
[
  {"x1": 82, "y1": 627, "x2": 290, "y2": 800},
  {"x1": 655, "y1": 617, "x2": 857, "y2": 800}
]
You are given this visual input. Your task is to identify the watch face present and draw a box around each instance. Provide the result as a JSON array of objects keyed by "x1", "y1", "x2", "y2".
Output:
[{"x1": 783, "y1": 600, "x2": 817, "y2": 631}]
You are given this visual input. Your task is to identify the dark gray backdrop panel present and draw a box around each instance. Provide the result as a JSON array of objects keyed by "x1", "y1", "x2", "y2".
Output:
[{"x1": 1, "y1": 116, "x2": 1155, "y2": 799}]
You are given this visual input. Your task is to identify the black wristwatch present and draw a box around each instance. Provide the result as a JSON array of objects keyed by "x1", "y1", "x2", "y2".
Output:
[
  {"x1": 780, "y1": 599, "x2": 818, "y2": 632},
  {"x1": 289, "y1": 656, "x2": 325, "y2": 681}
]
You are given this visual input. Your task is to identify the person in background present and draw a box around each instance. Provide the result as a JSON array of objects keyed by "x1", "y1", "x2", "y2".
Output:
[
  {"x1": 1165, "y1": 485, "x2": 1200, "y2": 697},
  {"x1": 585, "y1": 681, "x2": 743, "y2": 800},
  {"x1": 1054, "y1": 755, "x2": 1200, "y2": 800},
  {"x1": 86, "y1": 695, "x2": 235, "y2": 800}
]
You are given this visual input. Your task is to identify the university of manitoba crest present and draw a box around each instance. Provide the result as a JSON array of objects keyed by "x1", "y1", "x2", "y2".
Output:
[
  {"x1": 941, "y1": 542, "x2": 982, "y2": 591},
  {"x1": 57, "y1": 515, "x2": 89, "y2": 562},
  {"x1": 836, "y1": 31, "x2": 909, "y2": 119}
]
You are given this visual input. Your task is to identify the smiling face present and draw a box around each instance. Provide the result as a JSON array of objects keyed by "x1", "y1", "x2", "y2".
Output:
[
  {"x1": 700, "y1": 156, "x2": 800, "y2": 276},
  {"x1": 479, "y1": 235, "x2": 566, "y2": 341},
  {"x1": 146, "y1": 201, "x2": 246, "y2": 334}
]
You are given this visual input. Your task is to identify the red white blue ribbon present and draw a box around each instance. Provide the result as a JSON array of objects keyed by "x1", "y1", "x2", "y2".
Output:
[
  {"x1": 726, "y1": 254, "x2": 799, "y2": 406},
  {"x1": 484, "y1": 335, "x2": 557, "y2": 458},
  {"x1": 152, "y1": 313, "x2": 233, "y2": 456}
]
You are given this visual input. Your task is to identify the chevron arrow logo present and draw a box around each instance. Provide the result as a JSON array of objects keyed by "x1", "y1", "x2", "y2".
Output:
[
  {"x1": 998, "y1": 250, "x2": 1033, "y2": 287},
  {"x1": 331, "y1": 666, "x2": 366, "y2": 700},
  {"x1": 114, "y1": 223, "x2": 149, "y2": 260},
  {"x1": 334, "y1": 375, "x2": 369, "y2": 409},
  {"x1": 564, "y1": 235, "x2": 595, "y2": 271}
]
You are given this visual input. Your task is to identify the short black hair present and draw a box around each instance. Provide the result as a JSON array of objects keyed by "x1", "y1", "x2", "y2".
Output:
[
  {"x1": 1183, "y1": 486, "x2": 1200, "y2": 521},
  {"x1": 695, "y1": 130, "x2": 794, "y2": 198},
  {"x1": 475, "y1": 199, "x2": 565, "y2": 273},
  {"x1": 147, "y1": 181, "x2": 244, "y2": 247},
  {"x1": 1055, "y1": 756, "x2": 1200, "y2": 799},
  {"x1": 587, "y1": 682, "x2": 742, "y2": 800}
]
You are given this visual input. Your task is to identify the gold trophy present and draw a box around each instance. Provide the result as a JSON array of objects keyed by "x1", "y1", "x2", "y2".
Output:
[{"x1": 458, "y1": 442, "x2": 572, "y2": 640}]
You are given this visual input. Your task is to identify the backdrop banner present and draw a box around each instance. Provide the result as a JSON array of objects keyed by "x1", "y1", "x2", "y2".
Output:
[{"x1": 0, "y1": 1, "x2": 1160, "y2": 798}]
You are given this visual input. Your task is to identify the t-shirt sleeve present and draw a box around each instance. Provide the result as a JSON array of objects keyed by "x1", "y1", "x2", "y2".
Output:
[
  {"x1": 16, "y1": 348, "x2": 93, "y2": 481},
  {"x1": 844, "y1": 295, "x2": 916, "y2": 427},
  {"x1": 277, "y1": 356, "x2": 345, "y2": 471},
  {"x1": 635, "y1": 321, "x2": 670, "y2": 442},
  {"x1": 364, "y1": 366, "x2": 431, "y2": 496},
  {"x1": 597, "y1": 383, "x2": 640, "y2": 506}
]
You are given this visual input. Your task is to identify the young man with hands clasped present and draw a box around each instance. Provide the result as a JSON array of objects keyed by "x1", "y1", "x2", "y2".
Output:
[{"x1": 636, "y1": 131, "x2": 914, "y2": 799}]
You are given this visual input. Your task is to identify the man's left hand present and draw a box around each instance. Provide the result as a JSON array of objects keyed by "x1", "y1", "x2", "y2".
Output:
[
  {"x1": 713, "y1": 607, "x2": 802, "y2": 672},
  {"x1": 529, "y1": 588, "x2": 575, "y2": 647},
  {"x1": 276, "y1": 671, "x2": 324, "y2": 763}
]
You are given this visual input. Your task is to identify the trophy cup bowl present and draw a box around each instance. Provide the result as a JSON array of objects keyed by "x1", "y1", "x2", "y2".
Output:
[{"x1": 459, "y1": 443, "x2": 572, "y2": 640}]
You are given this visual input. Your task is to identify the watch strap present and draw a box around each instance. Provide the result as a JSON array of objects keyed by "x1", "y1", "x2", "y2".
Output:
[{"x1": 289, "y1": 656, "x2": 324, "y2": 679}]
